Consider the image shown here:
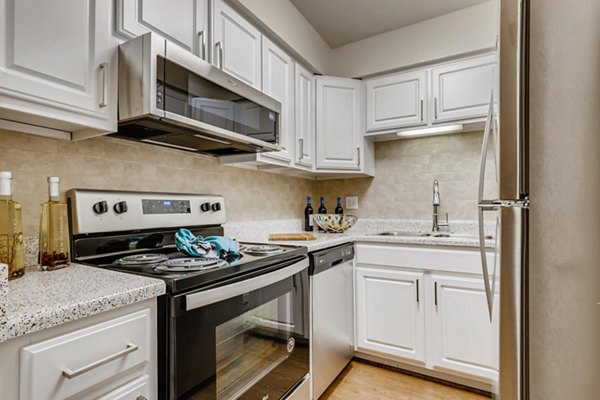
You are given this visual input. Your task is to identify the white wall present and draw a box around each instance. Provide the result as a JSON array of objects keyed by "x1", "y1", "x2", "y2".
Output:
[
  {"x1": 330, "y1": 0, "x2": 497, "y2": 78},
  {"x1": 231, "y1": 0, "x2": 332, "y2": 73}
]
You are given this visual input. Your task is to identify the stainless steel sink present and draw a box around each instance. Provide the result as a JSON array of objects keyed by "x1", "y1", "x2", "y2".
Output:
[
  {"x1": 375, "y1": 231, "x2": 432, "y2": 237},
  {"x1": 372, "y1": 231, "x2": 493, "y2": 240}
]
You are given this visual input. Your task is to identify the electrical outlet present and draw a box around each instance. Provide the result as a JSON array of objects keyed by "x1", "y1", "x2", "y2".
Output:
[{"x1": 346, "y1": 196, "x2": 359, "y2": 210}]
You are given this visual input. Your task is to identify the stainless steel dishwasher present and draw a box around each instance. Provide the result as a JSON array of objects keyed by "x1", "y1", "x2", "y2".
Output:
[{"x1": 309, "y1": 243, "x2": 355, "y2": 399}]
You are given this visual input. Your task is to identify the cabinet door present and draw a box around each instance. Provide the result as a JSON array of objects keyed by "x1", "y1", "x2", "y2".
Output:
[
  {"x1": 431, "y1": 54, "x2": 497, "y2": 123},
  {"x1": 116, "y1": 0, "x2": 209, "y2": 60},
  {"x1": 0, "y1": 0, "x2": 116, "y2": 135},
  {"x1": 258, "y1": 37, "x2": 294, "y2": 164},
  {"x1": 365, "y1": 70, "x2": 427, "y2": 131},
  {"x1": 356, "y1": 267, "x2": 426, "y2": 364},
  {"x1": 315, "y1": 77, "x2": 363, "y2": 171},
  {"x1": 212, "y1": 0, "x2": 262, "y2": 90},
  {"x1": 97, "y1": 375, "x2": 150, "y2": 400},
  {"x1": 429, "y1": 274, "x2": 499, "y2": 380},
  {"x1": 294, "y1": 63, "x2": 315, "y2": 169}
]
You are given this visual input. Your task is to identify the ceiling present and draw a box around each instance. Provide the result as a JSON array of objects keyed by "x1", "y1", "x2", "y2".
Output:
[{"x1": 289, "y1": 0, "x2": 491, "y2": 48}]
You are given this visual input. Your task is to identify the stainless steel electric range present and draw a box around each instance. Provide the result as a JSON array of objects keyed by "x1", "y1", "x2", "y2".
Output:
[{"x1": 67, "y1": 189, "x2": 310, "y2": 400}]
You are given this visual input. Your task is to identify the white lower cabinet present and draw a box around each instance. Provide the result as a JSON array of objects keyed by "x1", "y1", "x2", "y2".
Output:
[
  {"x1": 429, "y1": 274, "x2": 499, "y2": 380},
  {"x1": 355, "y1": 267, "x2": 426, "y2": 364},
  {"x1": 97, "y1": 375, "x2": 151, "y2": 400},
  {"x1": 354, "y1": 244, "x2": 499, "y2": 384}
]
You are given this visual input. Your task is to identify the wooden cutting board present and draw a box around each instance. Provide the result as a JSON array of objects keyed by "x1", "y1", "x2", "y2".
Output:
[{"x1": 269, "y1": 233, "x2": 317, "y2": 241}]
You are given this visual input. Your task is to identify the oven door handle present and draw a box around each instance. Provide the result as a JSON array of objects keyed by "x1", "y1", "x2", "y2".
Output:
[{"x1": 185, "y1": 258, "x2": 309, "y2": 311}]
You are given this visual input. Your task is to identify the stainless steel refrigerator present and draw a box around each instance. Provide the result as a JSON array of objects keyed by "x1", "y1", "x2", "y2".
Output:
[{"x1": 477, "y1": 0, "x2": 529, "y2": 399}]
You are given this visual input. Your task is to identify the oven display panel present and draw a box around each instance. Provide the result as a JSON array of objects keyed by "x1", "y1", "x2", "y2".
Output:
[{"x1": 142, "y1": 199, "x2": 191, "y2": 214}]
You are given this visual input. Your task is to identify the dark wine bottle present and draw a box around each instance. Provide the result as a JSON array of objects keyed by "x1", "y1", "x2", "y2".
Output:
[
  {"x1": 335, "y1": 196, "x2": 344, "y2": 214},
  {"x1": 304, "y1": 196, "x2": 314, "y2": 231},
  {"x1": 318, "y1": 196, "x2": 327, "y2": 214}
]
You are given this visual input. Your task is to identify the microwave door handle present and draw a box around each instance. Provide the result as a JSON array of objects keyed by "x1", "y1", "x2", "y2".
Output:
[
  {"x1": 478, "y1": 92, "x2": 495, "y2": 204},
  {"x1": 478, "y1": 206, "x2": 495, "y2": 321}
]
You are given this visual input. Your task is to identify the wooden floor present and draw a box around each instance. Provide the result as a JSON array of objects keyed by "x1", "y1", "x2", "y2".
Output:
[{"x1": 320, "y1": 361, "x2": 490, "y2": 400}]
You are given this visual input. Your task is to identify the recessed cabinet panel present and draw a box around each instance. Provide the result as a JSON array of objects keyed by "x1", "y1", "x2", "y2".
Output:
[
  {"x1": 212, "y1": 0, "x2": 262, "y2": 89},
  {"x1": 0, "y1": 0, "x2": 116, "y2": 134},
  {"x1": 294, "y1": 63, "x2": 314, "y2": 169},
  {"x1": 430, "y1": 275, "x2": 499, "y2": 379},
  {"x1": 316, "y1": 77, "x2": 363, "y2": 170},
  {"x1": 432, "y1": 54, "x2": 497, "y2": 122},
  {"x1": 116, "y1": 0, "x2": 208, "y2": 59},
  {"x1": 356, "y1": 267, "x2": 426, "y2": 363},
  {"x1": 366, "y1": 70, "x2": 427, "y2": 131},
  {"x1": 259, "y1": 37, "x2": 294, "y2": 164}
]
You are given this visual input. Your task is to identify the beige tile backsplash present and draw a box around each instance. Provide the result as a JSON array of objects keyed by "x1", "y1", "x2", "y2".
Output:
[
  {"x1": 0, "y1": 129, "x2": 494, "y2": 237},
  {"x1": 316, "y1": 131, "x2": 497, "y2": 221},
  {"x1": 0, "y1": 129, "x2": 316, "y2": 236}
]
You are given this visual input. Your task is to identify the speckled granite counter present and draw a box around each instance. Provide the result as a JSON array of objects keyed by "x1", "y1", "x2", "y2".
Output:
[
  {"x1": 0, "y1": 264, "x2": 165, "y2": 343},
  {"x1": 225, "y1": 219, "x2": 496, "y2": 252}
]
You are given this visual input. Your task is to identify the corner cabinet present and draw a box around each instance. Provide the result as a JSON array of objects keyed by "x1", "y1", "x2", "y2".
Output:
[
  {"x1": 355, "y1": 267, "x2": 426, "y2": 364},
  {"x1": 212, "y1": 0, "x2": 262, "y2": 90},
  {"x1": 315, "y1": 76, "x2": 364, "y2": 171},
  {"x1": 0, "y1": 0, "x2": 117, "y2": 140},
  {"x1": 115, "y1": 0, "x2": 209, "y2": 61}
]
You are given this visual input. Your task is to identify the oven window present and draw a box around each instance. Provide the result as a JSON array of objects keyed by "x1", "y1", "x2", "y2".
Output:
[{"x1": 216, "y1": 294, "x2": 294, "y2": 400}]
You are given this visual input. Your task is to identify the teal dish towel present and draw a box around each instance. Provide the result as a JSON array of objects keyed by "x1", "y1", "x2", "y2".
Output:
[{"x1": 175, "y1": 229, "x2": 240, "y2": 258}]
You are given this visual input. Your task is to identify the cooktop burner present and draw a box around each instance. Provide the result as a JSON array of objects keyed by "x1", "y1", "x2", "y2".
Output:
[
  {"x1": 243, "y1": 244, "x2": 285, "y2": 256},
  {"x1": 154, "y1": 257, "x2": 227, "y2": 272},
  {"x1": 117, "y1": 253, "x2": 169, "y2": 266}
]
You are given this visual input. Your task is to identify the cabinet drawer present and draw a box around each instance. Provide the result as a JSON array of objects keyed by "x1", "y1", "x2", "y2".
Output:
[
  {"x1": 98, "y1": 375, "x2": 150, "y2": 400},
  {"x1": 20, "y1": 309, "x2": 151, "y2": 400}
]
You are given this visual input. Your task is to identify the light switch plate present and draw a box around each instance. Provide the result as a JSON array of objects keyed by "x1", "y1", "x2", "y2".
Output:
[{"x1": 346, "y1": 196, "x2": 359, "y2": 210}]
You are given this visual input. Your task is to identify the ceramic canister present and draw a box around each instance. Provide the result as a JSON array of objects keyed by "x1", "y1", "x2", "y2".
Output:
[{"x1": 0, "y1": 263, "x2": 7, "y2": 317}]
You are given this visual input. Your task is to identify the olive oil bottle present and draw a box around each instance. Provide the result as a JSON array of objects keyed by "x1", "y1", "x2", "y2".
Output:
[
  {"x1": 39, "y1": 177, "x2": 70, "y2": 270},
  {"x1": 0, "y1": 171, "x2": 25, "y2": 279}
]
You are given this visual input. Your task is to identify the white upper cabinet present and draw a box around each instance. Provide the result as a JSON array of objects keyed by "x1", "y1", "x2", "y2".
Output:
[
  {"x1": 212, "y1": 0, "x2": 262, "y2": 90},
  {"x1": 315, "y1": 76, "x2": 363, "y2": 171},
  {"x1": 0, "y1": 0, "x2": 116, "y2": 139},
  {"x1": 429, "y1": 274, "x2": 499, "y2": 380},
  {"x1": 116, "y1": 0, "x2": 209, "y2": 60},
  {"x1": 356, "y1": 267, "x2": 426, "y2": 364},
  {"x1": 366, "y1": 70, "x2": 427, "y2": 132},
  {"x1": 259, "y1": 37, "x2": 294, "y2": 164},
  {"x1": 294, "y1": 63, "x2": 315, "y2": 169},
  {"x1": 431, "y1": 54, "x2": 497, "y2": 123}
]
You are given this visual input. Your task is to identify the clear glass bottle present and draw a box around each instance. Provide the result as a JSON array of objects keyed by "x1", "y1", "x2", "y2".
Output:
[
  {"x1": 39, "y1": 177, "x2": 70, "y2": 270},
  {"x1": 0, "y1": 171, "x2": 25, "y2": 279}
]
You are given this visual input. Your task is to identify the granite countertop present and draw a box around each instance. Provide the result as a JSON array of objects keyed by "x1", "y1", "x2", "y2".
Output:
[
  {"x1": 0, "y1": 264, "x2": 165, "y2": 343},
  {"x1": 225, "y1": 219, "x2": 496, "y2": 252}
]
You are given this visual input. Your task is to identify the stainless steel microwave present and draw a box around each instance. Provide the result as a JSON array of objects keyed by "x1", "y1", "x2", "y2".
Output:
[{"x1": 113, "y1": 32, "x2": 281, "y2": 156}]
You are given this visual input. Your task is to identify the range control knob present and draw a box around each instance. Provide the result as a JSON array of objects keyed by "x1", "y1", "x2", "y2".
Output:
[
  {"x1": 92, "y1": 201, "x2": 109, "y2": 215},
  {"x1": 113, "y1": 201, "x2": 128, "y2": 214},
  {"x1": 200, "y1": 202, "x2": 211, "y2": 212},
  {"x1": 211, "y1": 202, "x2": 222, "y2": 212}
]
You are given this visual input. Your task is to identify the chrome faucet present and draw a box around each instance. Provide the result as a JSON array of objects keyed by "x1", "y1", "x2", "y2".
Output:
[{"x1": 432, "y1": 180, "x2": 449, "y2": 232}]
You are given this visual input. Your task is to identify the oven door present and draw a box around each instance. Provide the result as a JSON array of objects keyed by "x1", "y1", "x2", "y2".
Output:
[{"x1": 169, "y1": 258, "x2": 310, "y2": 400}]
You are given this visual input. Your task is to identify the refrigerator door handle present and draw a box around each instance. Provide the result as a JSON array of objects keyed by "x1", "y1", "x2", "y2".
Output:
[
  {"x1": 478, "y1": 205, "x2": 496, "y2": 321},
  {"x1": 478, "y1": 92, "x2": 496, "y2": 204}
]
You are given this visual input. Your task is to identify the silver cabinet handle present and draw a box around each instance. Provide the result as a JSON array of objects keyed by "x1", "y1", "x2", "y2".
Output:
[
  {"x1": 416, "y1": 279, "x2": 420, "y2": 303},
  {"x1": 420, "y1": 99, "x2": 424, "y2": 122},
  {"x1": 198, "y1": 30, "x2": 206, "y2": 60},
  {"x1": 62, "y1": 343, "x2": 138, "y2": 379},
  {"x1": 298, "y1": 138, "x2": 304, "y2": 161},
  {"x1": 357, "y1": 147, "x2": 361, "y2": 167},
  {"x1": 434, "y1": 282, "x2": 438, "y2": 306},
  {"x1": 99, "y1": 63, "x2": 108, "y2": 108},
  {"x1": 216, "y1": 41, "x2": 223, "y2": 69},
  {"x1": 136, "y1": 397, "x2": 148, "y2": 400},
  {"x1": 434, "y1": 97, "x2": 438, "y2": 120}
]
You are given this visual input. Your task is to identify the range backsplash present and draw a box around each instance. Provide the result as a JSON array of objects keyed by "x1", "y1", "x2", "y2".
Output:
[{"x1": 0, "y1": 129, "x2": 493, "y2": 237}]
